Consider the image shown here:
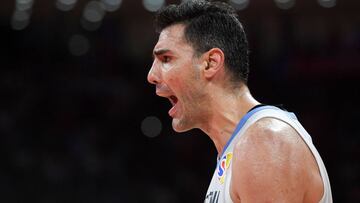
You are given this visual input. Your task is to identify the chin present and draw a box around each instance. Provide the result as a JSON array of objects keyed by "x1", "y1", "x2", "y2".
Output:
[
  {"x1": 172, "y1": 118, "x2": 193, "y2": 133},
  {"x1": 172, "y1": 123, "x2": 187, "y2": 133}
]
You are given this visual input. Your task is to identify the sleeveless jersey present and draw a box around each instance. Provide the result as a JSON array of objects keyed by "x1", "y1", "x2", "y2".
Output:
[{"x1": 204, "y1": 106, "x2": 332, "y2": 203}]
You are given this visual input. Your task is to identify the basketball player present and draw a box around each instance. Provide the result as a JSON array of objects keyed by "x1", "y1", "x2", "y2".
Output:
[{"x1": 147, "y1": 1, "x2": 332, "y2": 202}]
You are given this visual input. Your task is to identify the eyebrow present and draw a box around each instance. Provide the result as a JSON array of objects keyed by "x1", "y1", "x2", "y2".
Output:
[{"x1": 153, "y1": 49, "x2": 171, "y2": 58}]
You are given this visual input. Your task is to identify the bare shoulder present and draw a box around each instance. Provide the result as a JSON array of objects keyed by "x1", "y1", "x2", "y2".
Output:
[
  {"x1": 234, "y1": 117, "x2": 306, "y2": 159},
  {"x1": 230, "y1": 117, "x2": 323, "y2": 203},
  {"x1": 236, "y1": 117, "x2": 302, "y2": 151}
]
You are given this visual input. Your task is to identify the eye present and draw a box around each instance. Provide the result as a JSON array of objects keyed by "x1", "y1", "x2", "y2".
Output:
[{"x1": 163, "y1": 56, "x2": 171, "y2": 63}]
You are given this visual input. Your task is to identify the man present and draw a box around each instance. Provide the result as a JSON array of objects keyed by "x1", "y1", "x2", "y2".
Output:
[{"x1": 147, "y1": 0, "x2": 332, "y2": 202}]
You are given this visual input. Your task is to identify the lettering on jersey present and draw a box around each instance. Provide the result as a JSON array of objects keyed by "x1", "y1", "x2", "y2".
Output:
[
  {"x1": 217, "y1": 152, "x2": 233, "y2": 184},
  {"x1": 205, "y1": 190, "x2": 220, "y2": 203}
]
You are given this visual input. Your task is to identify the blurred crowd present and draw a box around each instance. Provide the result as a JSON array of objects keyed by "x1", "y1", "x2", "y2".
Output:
[{"x1": 0, "y1": 0, "x2": 359, "y2": 202}]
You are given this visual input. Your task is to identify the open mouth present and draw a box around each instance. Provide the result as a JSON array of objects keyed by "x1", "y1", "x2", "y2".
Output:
[
  {"x1": 168, "y1": 95, "x2": 178, "y2": 117},
  {"x1": 169, "y1": 95, "x2": 178, "y2": 106}
]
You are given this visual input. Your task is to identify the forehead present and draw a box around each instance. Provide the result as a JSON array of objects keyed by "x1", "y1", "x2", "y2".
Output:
[{"x1": 154, "y1": 24, "x2": 193, "y2": 53}]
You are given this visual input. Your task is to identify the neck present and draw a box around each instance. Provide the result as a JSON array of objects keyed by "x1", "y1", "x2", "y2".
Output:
[{"x1": 200, "y1": 85, "x2": 260, "y2": 155}]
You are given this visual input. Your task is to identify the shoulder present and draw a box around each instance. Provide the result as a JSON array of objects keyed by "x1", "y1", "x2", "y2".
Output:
[
  {"x1": 235, "y1": 117, "x2": 302, "y2": 155},
  {"x1": 232, "y1": 117, "x2": 306, "y2": 177},
  {"x1": 230, "y1": 117, "x2": 321, "y2": 202}
]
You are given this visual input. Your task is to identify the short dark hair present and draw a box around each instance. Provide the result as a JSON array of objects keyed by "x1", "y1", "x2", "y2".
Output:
[{"x1": 155, "y1": 0, "x2": 249, "y2": 84}]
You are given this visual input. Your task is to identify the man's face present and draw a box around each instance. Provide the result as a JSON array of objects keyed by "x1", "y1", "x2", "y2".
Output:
[{"x1": 147, "y1": 24, "x2": 208, "y2": 132}]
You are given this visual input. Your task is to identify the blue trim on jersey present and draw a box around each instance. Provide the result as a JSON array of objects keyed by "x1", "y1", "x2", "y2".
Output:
[{"x1": 218, "y1": 105, "x2": 281, "y2": 161}]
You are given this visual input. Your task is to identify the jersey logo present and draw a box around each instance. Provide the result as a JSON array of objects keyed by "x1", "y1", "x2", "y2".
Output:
[{"x1": 217, "y1": 152, "x2": 233, "y2": 184}]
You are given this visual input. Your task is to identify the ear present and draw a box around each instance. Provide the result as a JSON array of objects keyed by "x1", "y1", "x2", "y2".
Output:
[{"x1": 202, "y1": 48, "x2": 225, "y2": 79}]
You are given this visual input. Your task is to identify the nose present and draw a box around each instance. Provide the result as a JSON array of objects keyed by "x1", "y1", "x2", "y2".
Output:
[{"x1": 147, "y1": 60, "x2": 161, "y2": 85}]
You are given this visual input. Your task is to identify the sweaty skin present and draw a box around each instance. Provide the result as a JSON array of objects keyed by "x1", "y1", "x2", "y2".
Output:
[
  {"x1": 148, "y1": 24, "x2": 211, "y2": 132},
  {"x1": 148, "y1": 24, "x2": 324, "y2": 202},
  {"x1": 230, "y1": 118, "x2": 324, "y2": 202}
]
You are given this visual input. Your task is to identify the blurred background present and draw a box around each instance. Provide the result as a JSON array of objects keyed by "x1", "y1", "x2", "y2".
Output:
[{"x1": 0, "y1": 0, "x2": 359, "y2": 202}]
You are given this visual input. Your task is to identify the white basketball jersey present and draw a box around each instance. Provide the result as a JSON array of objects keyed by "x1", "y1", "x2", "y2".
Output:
[{"x1": 204, "y1": 106, "x2": 332, "y2": 203}]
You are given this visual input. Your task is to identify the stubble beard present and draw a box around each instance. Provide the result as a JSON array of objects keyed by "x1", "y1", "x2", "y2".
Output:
[
  {"x1": 172, "y1": 88, "x2": 210, "y2": 133},
  {"x1": 172, "y1": 60, "x2": 209, "y2": 133}
]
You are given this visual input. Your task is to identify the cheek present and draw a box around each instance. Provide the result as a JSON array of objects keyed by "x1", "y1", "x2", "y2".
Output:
[
  {"x1": 164, "y1": 74, "x2": 188, "y2": 96},
  {"x1": 162, "y1": 63, "x2": 172, "y2": 72},
  {"x1": 162, "y1": 61, "x2": 198, "y2": 94},
  {"x1": 162, "y1": 64, "x2": 182, "y2": 85},
  {"x1": 167, "y1": 77, "x2": 183, "y2": 90}
]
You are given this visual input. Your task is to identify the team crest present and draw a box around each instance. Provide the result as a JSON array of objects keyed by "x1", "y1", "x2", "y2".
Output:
[{"x1": 217, "y1": 152, "x2": 233, "y2": 184}]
